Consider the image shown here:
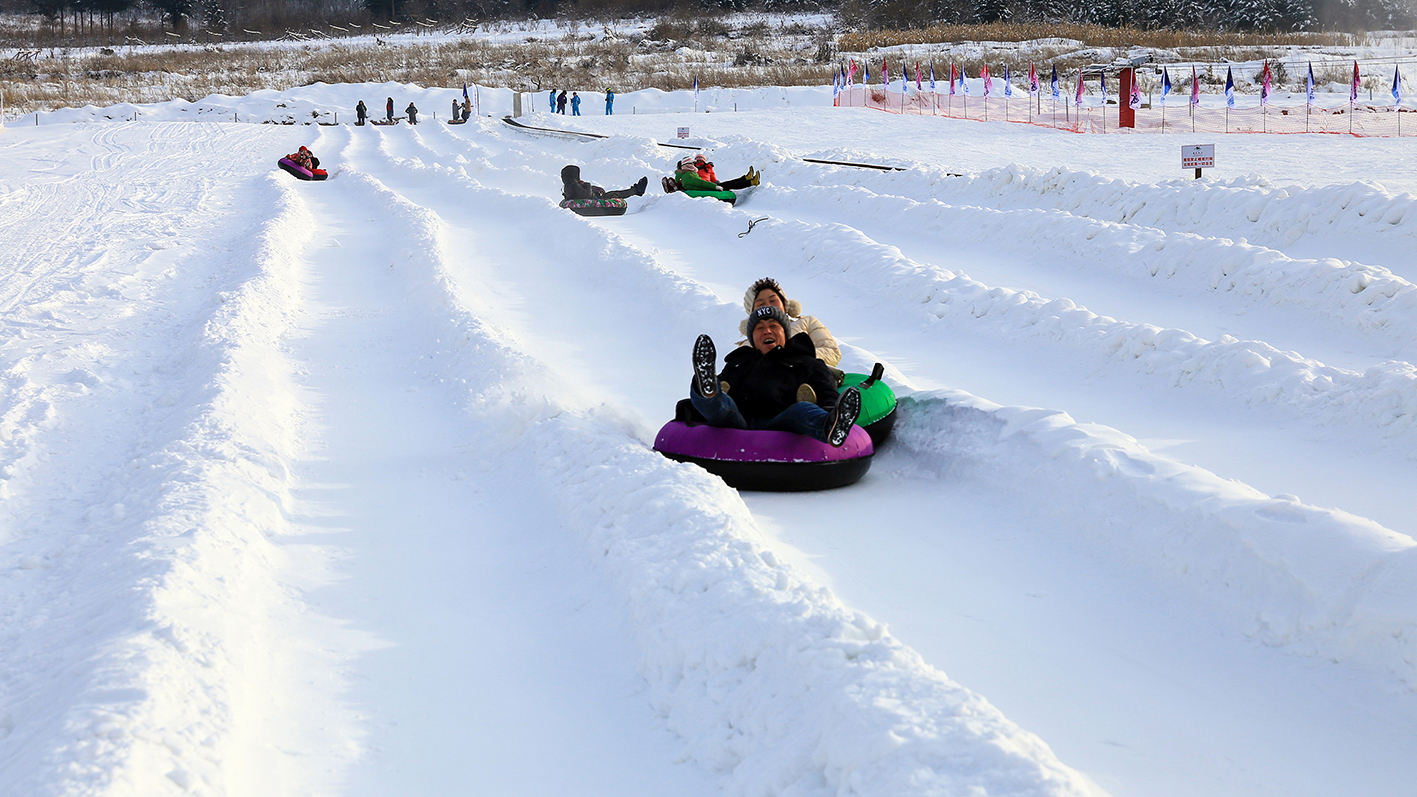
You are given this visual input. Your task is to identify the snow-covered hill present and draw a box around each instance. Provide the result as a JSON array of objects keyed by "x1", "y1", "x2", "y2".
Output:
[{"x1": 3, "y1": 93, "x2": 1416, "y2": 797}]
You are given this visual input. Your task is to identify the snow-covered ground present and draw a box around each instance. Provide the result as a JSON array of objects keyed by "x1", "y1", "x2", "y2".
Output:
[{"x1": 3, "y1": 90, "x2": 1417, "y2": 797}]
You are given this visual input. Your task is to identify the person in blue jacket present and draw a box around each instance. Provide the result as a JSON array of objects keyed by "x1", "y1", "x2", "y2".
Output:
[
  {"x1": 570, "y1": 92, "x2": 581, "y2": 116},
  {"x1": 605, "y1": 90, "x2": 614, "y2": 115},
  {"x1": 548, "y1": 89, "x2": 556, "y2": 112}
]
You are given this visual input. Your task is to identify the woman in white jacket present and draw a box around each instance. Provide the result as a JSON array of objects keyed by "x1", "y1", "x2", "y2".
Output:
[{"x1": 737, "y1": 277, "x2": 841, "y2": 368}]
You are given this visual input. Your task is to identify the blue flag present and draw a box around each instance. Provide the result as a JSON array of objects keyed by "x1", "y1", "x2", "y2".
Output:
[
  {"x1": 1394, "y1": 64, "x2": 1403, "y2": 106},
  {"x1": 902, "y1": 62, "x2": 909, "y2": 92},
  {"x1": 1099, "y1": 71, "x2": 1107, "y2": 100},
  {"x1": 1004, "y1": 65, "x2": 1012, "y2": 98},
  {"x1": 1161, "y1": 68, "x2": 1171, "y2": 99},
  {"x1": 1050, "y1": 64, "x2": 1059, "y2": 99},
  {"x1": 1225, "y1": 66, "x2": 1235, "y2": 108},
  {"x1": 930, "y1": 64, "x2": 936, "y2": 91},
  {"x1": 1306, "y1": 62, "x2": 1315, "y2": 105}
]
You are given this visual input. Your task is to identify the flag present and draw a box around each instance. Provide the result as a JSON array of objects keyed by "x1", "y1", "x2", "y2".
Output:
[
  {"x1": 832, "y1": 70, "x2": 840, "y2": 98},
  {"x1": 864, "y1": 62, "x2": 870, "y2": 84},
  {"x1": 1004, "y1": 65, "x2": 1013, "y2": 98},
  {"x1": 462, "y1": 82, "x2": 469, "y2": 102},
  {"x1": 1306, "y1": 62, "x2": 1315, "y2": 105},
  {"x1": 1393, "y1": 64, "x2": 1403, "y2": 106},
  {"x1": 1128, "y1": 71, "x2": 1140, "y2": 109},
  {"x1": 1099, "y1": 70, "x2": 1107, "y2": 102},
  {"x1": 982, "y1": 64, "x2": 991, "y2": 98},
  {"x1": 1029, "y1": 62, "x2": 1039, "y2": 97},
  {"x1": 1351, "y1": 60, "x2": 1360, "y2": 104},
  {"x1": 1225, "y1": 66, "x2": 1234, "y2": 108},
  {"x1": 949, "y1": 63, "x2": 956, "y2": 96},
  {"x1": 1075, "y1": 68, "x2": 1084, "y2": 105},
  {"x1": 915, "y1": 63, "x2": 922, "y2": 91},
  {"x1": 471, "y1": 84, "x2": 481, "y2": 118},
  {"x1": 930, "y1": 64, "x2": 936, "y2": 92},
  {"x1": 848, "y1": 58, "x2": 857, "y2": 87},
  {"x1": 1191, "y1": 65, "x2": 1200, "y2": 106},
  {"x1": 693, "y1": 76, "x2": 699, "y2": 97},
  {"x1": 1261, "y1": 60, "x2": 1271, "y2": 106},
  {"x1": 963, "y1": 66, "x2": 971, "y2": 97},
  {"x1": 902, "y1": 62, "x2": 909, "y2": 92},
  {"x1": 1051, "y1": 64, "x2": 1059, "y2": 100},
  {"x1": 1161, "y1": 68, "x2": 1171, "y2": 99},
  {"x1": 882, "y1": 57, "x2": 889, "y2": 87}
]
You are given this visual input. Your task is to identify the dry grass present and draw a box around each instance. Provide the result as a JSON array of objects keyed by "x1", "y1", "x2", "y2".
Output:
[
  {"x1": 0, "y1": 16, "x2": 1390, "y2": 116},
  {"x1": 0, "y1": 22, "x2": 836, "y2": 115},
  {"x1": 838, "y1": 22, "x2": 1367, "y2": 52}
]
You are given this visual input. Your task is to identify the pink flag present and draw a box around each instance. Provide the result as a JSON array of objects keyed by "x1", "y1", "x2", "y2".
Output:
[
  {"x1": 1028, "y1": 62, "x2": 1039, "y2": 96},
  {"x1": 1351, "y1": 60, "x2": 1360, "y2": 104},
  {"x1": 1261, "y1": 60, "x2": 1272, "y2": 106},
  {"x1": 1190, "y1": 65, "x2": 1200, "y2": 106},
  {"x1": 1075, "y1": 69, "x2": 1084, "y2": 105},
  {"x1": 915, "y1": 63, "x2": 922, "y2": 91},
  {"x1": 982, "y1": 64, "x2": 991, "y2": 98},
  {"x1": 950, "y1": 63, "x2": 957, "y2": 96},
  {"x1": 1128, "y1": 73, "x2": 1141, "y2": 109}
]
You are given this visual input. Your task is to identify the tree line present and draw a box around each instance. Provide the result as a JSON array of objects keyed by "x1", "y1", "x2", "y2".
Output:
[{"x1": 2, "y1": 0, "x2": 1409, "y2": 38}]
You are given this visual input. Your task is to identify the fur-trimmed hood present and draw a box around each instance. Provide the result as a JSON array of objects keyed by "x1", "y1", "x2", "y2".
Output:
[
  {"x1": 739, "y1": 286, "x2": 801, "y2": 336},
  {"x1": 741, "y1": 283, "x2": 803, "y2": 317}
]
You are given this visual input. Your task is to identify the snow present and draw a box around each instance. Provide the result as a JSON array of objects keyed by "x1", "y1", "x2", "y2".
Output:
[{"x1": 4, "y1": 87, "x2": 1417, "y2": 797}]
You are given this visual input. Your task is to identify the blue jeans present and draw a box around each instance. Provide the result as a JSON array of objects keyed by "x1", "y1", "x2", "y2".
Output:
[{"x1": 690, "y1": 391, "x2": 830, "y2": 443}]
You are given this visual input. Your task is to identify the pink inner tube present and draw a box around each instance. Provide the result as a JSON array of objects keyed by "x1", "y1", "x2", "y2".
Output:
[{"x1": 653, "y1": 421, "x2": 873, "y2": 463}]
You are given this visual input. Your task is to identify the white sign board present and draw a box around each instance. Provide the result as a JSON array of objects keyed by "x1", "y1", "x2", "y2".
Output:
[
  {"x1": 1182, "y1": 144, "x2": 1215, "y2": 169},
  {"x1": 677, "y1": 127, "x2": 690, "y2": 139}
]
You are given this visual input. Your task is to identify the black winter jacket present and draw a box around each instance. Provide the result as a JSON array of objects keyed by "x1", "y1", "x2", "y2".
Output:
[
  {"x1": 718, "y1": 332, "x2": 839, "y2": 420},
  {"x1": 561, "y1": 165, "x2": 605, "y2": 201}
]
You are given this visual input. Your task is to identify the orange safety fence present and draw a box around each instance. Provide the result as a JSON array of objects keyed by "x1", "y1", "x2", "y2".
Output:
[{"x1": 834, "y1": 85, "x2": 1417, "y2": 137}]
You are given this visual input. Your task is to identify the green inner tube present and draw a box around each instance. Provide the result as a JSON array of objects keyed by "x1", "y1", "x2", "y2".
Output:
[
  {"x1": 681, "y1": 189, "x2": 737, "y2": 204},
  {"x1": 842, "y1": 370, "x2": 897, "y2": 445}
]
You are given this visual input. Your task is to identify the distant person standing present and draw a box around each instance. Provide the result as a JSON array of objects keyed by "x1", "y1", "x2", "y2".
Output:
[
  {"x1": 549, "y1": 89, "x2": 556, "y2": 113},
  {"x1": 557, "y1": 90, "x2": 568, "y2": 114},
  {"x1": 406, "y1": 102, "x2": 419, "y2": 125},
  {"x1": 605, "y1": 90, "x2": 614, "y2": 115},
  {"x1": 463, "y1": 96, "x2": 472, "y2": 120},
  {"x1": 570, "y1": 92, "x2": 581, "y2": 116},
  {"x1": 355, "y1": 99, "x2": 367, "y2": 126},
  {"x1": 452, "y1": 98, "x2": 460, "y2": 121},
  {"x1": 385, "y1": 97, "x2": 394, "y2": 123}
]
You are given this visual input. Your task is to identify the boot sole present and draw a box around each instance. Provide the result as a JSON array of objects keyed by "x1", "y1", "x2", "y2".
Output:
[
  {"x1": 827, "y1": 387, "x2": 861, "y2": 447},
  {"x1": 692, "y1": 335, "x2": 718, "y2": 397}
]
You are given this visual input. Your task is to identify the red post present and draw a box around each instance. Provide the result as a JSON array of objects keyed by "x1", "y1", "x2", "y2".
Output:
[{"x1": 1119, "y1": 68, "x2": 1136, "y2": 128}]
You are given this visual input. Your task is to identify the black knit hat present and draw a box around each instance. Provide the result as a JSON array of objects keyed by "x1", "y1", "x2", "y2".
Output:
[{"x1": 746, "y1": 305, "x2": 791, "y2": 342}]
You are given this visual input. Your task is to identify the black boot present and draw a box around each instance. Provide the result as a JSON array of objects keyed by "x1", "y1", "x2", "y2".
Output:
[
  {"x1": 824, "y1": 387, "x2": 861, "y2": 447},
  {"x1": 692, "y1": 335, "x2": 718, "y2": 397},
  {"x1": 634, "y1": 176, "x2": 648, "y2": 196}
]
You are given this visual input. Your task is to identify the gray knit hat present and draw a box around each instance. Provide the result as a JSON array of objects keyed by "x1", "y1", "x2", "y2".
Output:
[{"x1": 746, "y1": 305, "x2": 792, "y2": 342}]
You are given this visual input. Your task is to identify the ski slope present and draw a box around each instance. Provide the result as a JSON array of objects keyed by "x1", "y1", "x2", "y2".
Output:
[{"x1": 3, "y1": 94, "x2": 1417, "y2": 797}]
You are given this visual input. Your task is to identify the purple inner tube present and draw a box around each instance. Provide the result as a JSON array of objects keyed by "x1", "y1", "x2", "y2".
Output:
[
  {"x1": 278, "y1": 157, "x2": 315, "y2": 179},
  {"x1": 653, "y1": 421, "x2": 873, "y2": 463}
]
